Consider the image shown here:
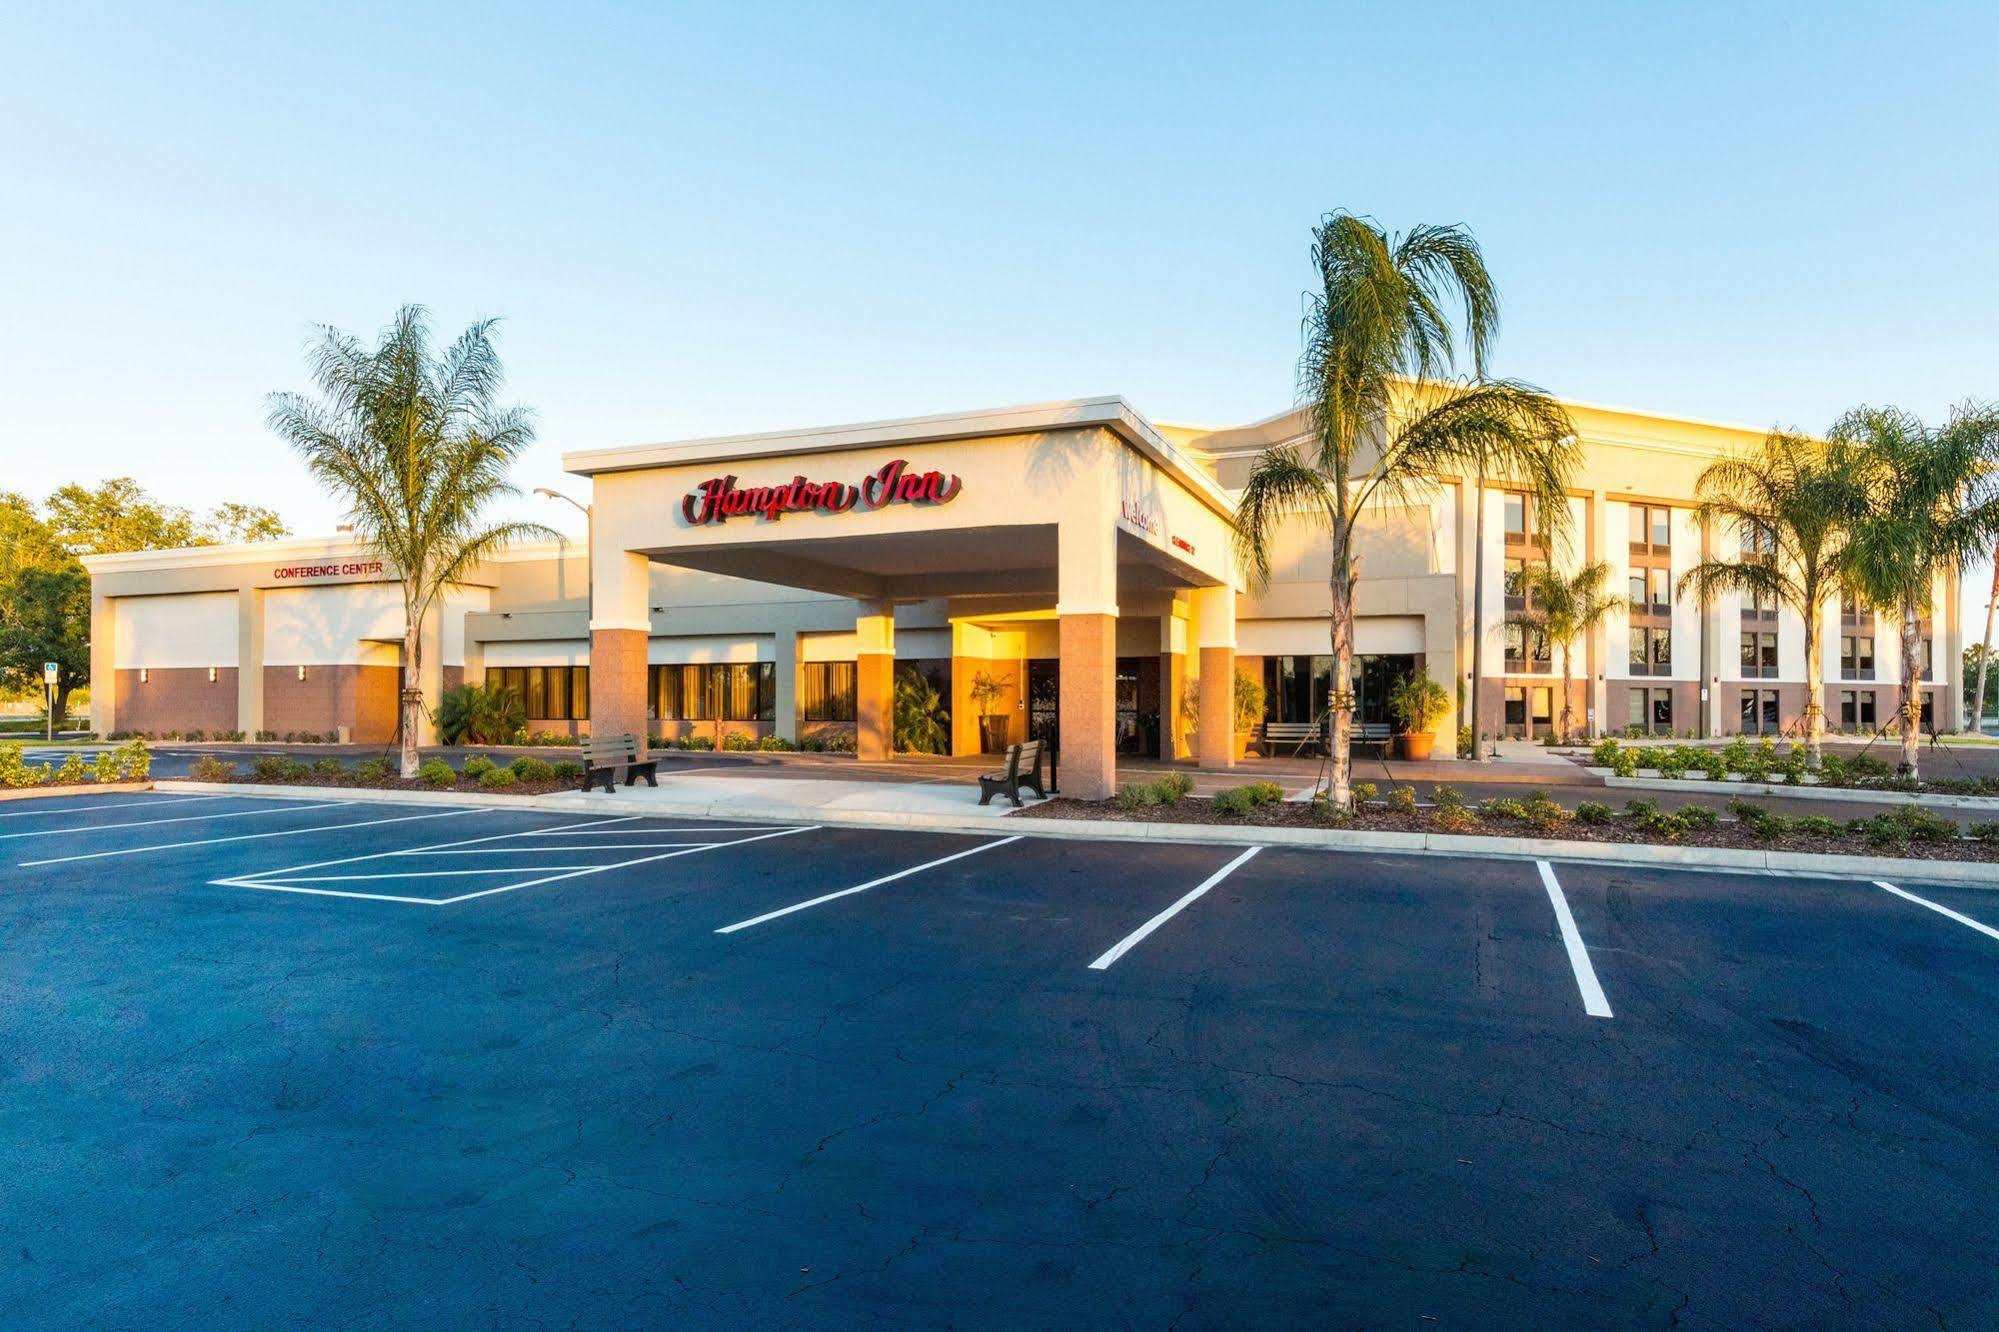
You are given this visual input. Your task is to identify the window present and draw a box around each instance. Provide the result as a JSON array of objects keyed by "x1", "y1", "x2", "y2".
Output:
[
  {"x1": 1740, "y1": 631, "x2": 1777, "y2": 678},
  {"x1": 1504, "y1": 493, "x2": 1529, "y2": 544},
  {"x1": 1504, "y1": 557, "x2": 1534, "y2": 607},
  {"x1": 1629, "y1": 625, "x2": 1671, "y2": 675},
  {"x1": 1743, "y1": 583, "x2": 1778, "y2": 618},
  {"x1": 486, "y1": 666, "x2": 590, "y2": 721},
  {"x1": 1740, "y1": 689, "x2": 1780, "y2": 734},
  {"x1": 1531, "y1": 687, "x2": 1553, "y2": 727},
  {"x1": 1741, "y1": 521, "x2": 1777, "y2": 558},
  {"x1": 1922, "y1": 637, "x2": 1934, "y2": 679},
  {"x1": 1505, "y1": 687, "x2": 1526, "y2": 726},
  {"x1": 1840, "y1": 635, "x2": 1874, "y2": 679},
  {"x1": 1629, "y1": 503, "x2": 1671, "y2": 552},
  {"x1": 1505, "y1": 624, "x2": 1550, "y2": 673},
  {"x1": 1840, "y1": 689, "x2": 1877, "y2": 729},
  {"x1": 1629, "y1": 687, "x2": 1673, "y2": 735},
  {"x1": 799, "y1": 662, "x2": 857, "y2": 722},
  {"x1": 649, "y1": 663, "x2": 776, "y2": 722}
]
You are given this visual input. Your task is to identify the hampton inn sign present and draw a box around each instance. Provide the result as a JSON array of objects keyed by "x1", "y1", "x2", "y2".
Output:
[{"x1": 682, "y1": 458, "x2": 963, "y2": 525}]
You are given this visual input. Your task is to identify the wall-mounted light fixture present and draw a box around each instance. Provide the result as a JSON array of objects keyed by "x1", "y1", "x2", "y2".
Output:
[
  {"x1": 139, "y1": 668, "x2": 150, "y2": 684},
  {"x1": 297, "y1": 665, "x2": 307, "y2": 681},
  {"x1": 208, "y1": 667, "x2": 218, "y2": 683}
]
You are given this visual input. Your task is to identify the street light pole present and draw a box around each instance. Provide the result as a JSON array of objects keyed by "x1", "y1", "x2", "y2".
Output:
[{"x1": 534, "y1": 488, "x2": 593, "y2": 624}]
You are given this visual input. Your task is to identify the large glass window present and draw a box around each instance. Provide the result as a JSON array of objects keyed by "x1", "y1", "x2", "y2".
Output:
[
  {"x1": 487, "y1": 666, "x2": 590, "y2": 721},
  {"x1": 1629, "y1": 504, "x2": 1672, "y2": 552},
  {"x1": 1503, "y1": 494, "x2": 1528, "y2": 543},
  {"x1": 1841, "y1": 635, "x2": 1875, "y2": 679},
  {"x1": 799, "y1": 662, "x2": 857, "y2": 722},
  {"x1": 1629, "y1": 626, "x2": 1671, "y2": 675},
  {"x1": 649, "y1": 663, "x2": 776, "y2": 722},
  {"x1": 1740, "y1": 631, "x2": 1777, "y2": 678}
]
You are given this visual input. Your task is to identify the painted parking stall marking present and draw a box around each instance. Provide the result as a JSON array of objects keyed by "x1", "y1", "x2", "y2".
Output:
[
  {"x1": 1876, "y1": 880, "x2": 1999, "y2": 944},
  {"x1": 715, "y1": 835, "x2": 1021, "y2": 934},
  {"x1": 20, "y1": 806, "x2": 491, "y2": 867},
  {"x1": 1087, "y1": 845, "x2": 1263, "y2": 970},
  {"x1": 1538, "y1": 860, "x2": 1613, "y2": 1018},
  {"x1": 212, "y1": 814, "x2": 818, "y2": 906},
  {"x1": 0, "y1": 794, "x2": 240, "y2": 821},
  {"x1": 0, "y1": 798, "x2": 349, "y2": 840}
]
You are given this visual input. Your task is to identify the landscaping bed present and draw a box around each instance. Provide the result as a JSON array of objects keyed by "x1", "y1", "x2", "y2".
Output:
[
  {"x1": 1015, "y1": 775, "x2": 1999, "y2": 863},
  {"x1": 184, "y1": 752, "x2": 586, "y2": 797},
  {"x1": 1585, "y1": 736, "x2": 1999, "y2": 796}
]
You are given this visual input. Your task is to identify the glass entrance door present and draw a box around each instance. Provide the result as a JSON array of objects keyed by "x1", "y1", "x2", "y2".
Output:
[
  {"x1": 1027, "y1": 659, "x2": 1060, "y2": 750},
  {"x1": 1113, "y1": 656, "x2": 1160, "y2": 756}
]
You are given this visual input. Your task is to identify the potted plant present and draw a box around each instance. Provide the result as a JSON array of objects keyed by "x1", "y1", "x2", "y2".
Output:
[
  {"x1": 1232, "y1": 671, "x2": 1265, "y2": 761},
  {"x1": 970, "y1": 671, "x2": 1014, "y2": 755},
  {"x1": 1387, "y1": 671, "x2": 1449, "y2": 760}
]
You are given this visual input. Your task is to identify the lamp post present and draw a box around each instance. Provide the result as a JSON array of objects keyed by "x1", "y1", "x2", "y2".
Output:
[{"x1": 534, "y1": 487, "x2": 593, "y2": 624}]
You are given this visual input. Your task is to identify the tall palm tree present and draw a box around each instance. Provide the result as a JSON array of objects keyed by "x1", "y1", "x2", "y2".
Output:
[
  {"x1": 1506, "y1": 561, "x2": 1623, "y2": 745},
  {"x1": 1676, "y1": 429, "x2": 1859, "y2": 767},
  {"x1": 1972, "y1": 557, "x2": 1999, "y2": 733},
  {"x1": 267, "y1": 306, "x2": 553, "y2": 777},
  {"x1": 1835, "y1": 403, "x2": 1999, "y2": 778},
  {"x1": 1235, "y1": 212, "x2": 1578, "y2": 805}
]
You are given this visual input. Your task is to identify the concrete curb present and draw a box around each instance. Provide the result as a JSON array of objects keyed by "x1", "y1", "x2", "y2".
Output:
[
  {"x1": 0, "y1": 782, "x2": 154, "y2": 803},
  {"x1": 152, "y1": 779, "x2": 1999, "y2": 889},
  {"x1": 1592, "y1": 770, "x2": 1999, "y2": 811}
]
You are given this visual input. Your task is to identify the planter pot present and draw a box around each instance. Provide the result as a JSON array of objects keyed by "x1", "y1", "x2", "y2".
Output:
[
  {"x1": 1233, "y1": 731, "x2": 1251, "y2": 761},
  {"x1": 1396, "y1": 731, "x2": 1435, "y2": 761},
  {"x1": 978, "y1": 715, "x2": 1010, "y2": 755}
]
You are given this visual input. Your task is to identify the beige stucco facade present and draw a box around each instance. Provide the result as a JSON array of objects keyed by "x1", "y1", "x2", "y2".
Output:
[{"x1": 82, "y1": 389, "x2": 1965, "y2": 790}]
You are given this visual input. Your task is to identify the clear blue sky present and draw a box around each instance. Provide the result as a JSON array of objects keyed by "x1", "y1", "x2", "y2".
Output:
[{"x1": 4, "y1": 1, "x2": 1996, "y2": 555}]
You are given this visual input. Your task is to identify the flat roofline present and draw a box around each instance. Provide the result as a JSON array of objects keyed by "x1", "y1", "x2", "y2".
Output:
[
  {"x1": 82, "y1": 534, "x2": 581, "y2": 575},
  {"x1": 562, "y1": 396, "x2": 1237, "y2": 518}
]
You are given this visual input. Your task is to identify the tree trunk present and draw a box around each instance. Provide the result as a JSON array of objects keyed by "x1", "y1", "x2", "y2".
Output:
[
  {"x1": 1801, "y1": 608, "x2": 1824, "y2": 768},
  {"x1": 1558, "y1": 645, "x2": 1575, "y2": 745},
  {"x1": 1467, "y1": 467, "x2": 1487, "y2": 760},
  {"x1": 401, "y1": 610, "x2": 422, "y2": 779},
  {"x1": 1329, "y1": 560, "x2": 1355, "y2": 806},
  {"x1": 1974, "y1": 553, "x2": 1999, "y2": 733},
  {"x1": 1899, "y1": 595, "x2": 1922, "y2": 779}
]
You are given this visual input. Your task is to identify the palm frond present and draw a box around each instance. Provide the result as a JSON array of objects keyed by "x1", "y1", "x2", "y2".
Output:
[{"x1": 1233, "y1": 448, "x2": 1331, "y2": 590}]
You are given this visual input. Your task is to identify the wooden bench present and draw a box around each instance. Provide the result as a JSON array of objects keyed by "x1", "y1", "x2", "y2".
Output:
[
  {"x1": 977, "y1": 739, "x2": 1046, "y2": 807},
  {"x1": 580, "y1": 733, "x2": 658, "y2": 794},
  {"x1": 1260, "y1": 719, "x2": 1326, "y2": 757}
]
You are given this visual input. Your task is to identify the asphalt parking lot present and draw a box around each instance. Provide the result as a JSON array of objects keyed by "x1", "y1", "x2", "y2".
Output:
[{"x1": 2, "y1": 792, "x2": 1996, "y2": 1326}]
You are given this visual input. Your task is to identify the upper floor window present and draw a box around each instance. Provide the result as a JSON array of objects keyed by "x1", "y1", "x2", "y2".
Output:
[
  {"x1": 1740, "y1": 631, "x2": 1778, "y2": 678},
  {"x1": 1629, "y1": 503, "x2": 1671, "y2": 553},
  {"x1": 1840, "y1": 635, "x2": 1875, "y2": 680},
  {"x1": 1504, "y1": 623, "x2": 1551, "y2": 673},
  {"x1": 1628, "y1": 566, "x2": 1670, "y2": 616},
  {"x1": 1503, "y1": 493, "x2": 1531, "y2": 545},
  {"x1": 1743, "y1": 583, "x2": 1778, "y2": 618},
  {"x1": 1629, "y1": 625, "x2": 1672, "y2": 676},
  {"x1": 1741, "y1": 521, "x2": 1778, "y2": 559}
]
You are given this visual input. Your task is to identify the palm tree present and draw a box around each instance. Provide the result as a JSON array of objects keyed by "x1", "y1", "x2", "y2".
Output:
[
  {"x1": 1506, "y1": 561, "x2": 1623, "y2": 744},
  {"x1": 1835, "y1": 403, "x2": 1999, "y2": 777},
  {"x1": 1235, "y1": 212, "x2": 1578, "y2": 805},
  {"x1": 1972, "y1": 557, "x2": 1999, "y2": 734},
  {"x1": 1676, "y1": 429, "x2": 1859, "y2": 767},
  {"x1": 267, "y1": 306, "x2": 553, "y2": 776}
]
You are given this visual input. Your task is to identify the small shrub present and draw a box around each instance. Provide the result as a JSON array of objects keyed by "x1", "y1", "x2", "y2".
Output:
[
  {"x1": 356, "y1": 757, "x2": 392, "y2": 780},
  {"x1": 115, "y1": 739, "x2": 151, "y2": 782},
  {"x1": 0, "y1": 744, "x2": 46, "y2": 788},
  {"x1": 680, "y1": 735, "x2": 716, "y2": 752},
  {"x1": 799, "y1": 735, "x2": 827, "y2": 752},
  {"x1": 1154, "y1": 771, "x2": 1196, "y2": 803},
  {"x1": 417, "y1": 758, "x2": 457, "y2": 786},
  {"x1": 1386, "y1": 785, "x2": 1417, "y2": 815},
  {"x1": 1640, "y1": 810, "x2": 1692, "y2": 841},
  {"x1": 550, "y1": 761, "x2": 582, "y2": 782},
  {"x1": 1882, "y1": 804, "x2": 1957, "y2": 844},
  {"x1": 1457, "y1": 724, "x2": 1475, "y2": 758},
  {"x1": 1612, "y1": 749, "x2": 1640, "y2": 778},
  {"x1": 1350, "y1": 781, "x2": 1378, "y2": 811},
  {"x1": 1312, "y1": 793, "x2": 1349, "y2": 825},
  {"x1": 758, "y1": 735, "x2": 796, "y2": 752},
  {"x1": 510, "y1": 756, "x2": 555, "y2": 782},
  {"x1": 93, "y1": 751, "x2": 123, "y2": 784},
  {"x1": 1816, "y1": 754, "x2": 1847, "y2": 785},
  {"x1": 1590, "y1": 738, "x2": 1621, "y2": 769},
  {"x1": 1624, "y1": 797, "x2": 1660, "y2": 821},
  {"x1": 255, "y1": 730, "x2": 278, "y2": 742},
  {"x1": 1697, "y1": 751, "x2": 1728, "y2": 782},
  {"x1": 478, "y1": 766, "x2": 517, "y2": 789},
  {"x1": 251, "y1": 755, "x2": 290, "y2": 783},
  {"x1": 1778, "y1": 753, "x2": 1808, "y2": 786},
  {"x1": 1969, "y1": 821, "x2": 1999, "y2": 844},
  {"x1": 1795, "y1": 815, "x2": 1843, "y2": 837},
  {"x1": 1726, "y1": 796, "x2": 1767, "y2": 822},
  {"x1": 1677, "y1": 804, "x2": 1718, "y2": 830},
  {"x1": 1654, "y1": 748, "x2": 1688, "y2": 780},
  {"x1": 461, "y1": 755, "x2": 497, "y2": 779},
  {"x1": 190, "y1": 756, "x2": 238, "y2": 782},
  {"x1": 1518, "y1": 790, "x2": 1569, "y2": 832},
  {"x1": 1575, "y1": 801, "x2": 1613, "y2": 826},
  {"x1": 313, "y1": 757, "x2": 343, "y2": 776},
  {"x1": 1115, "y1": 781, "x2": 1158, "y2": 811},
  {"x1": 1856, "y1": 814, "x2": 1909, "y2": 849},
  {"x1": 51, "y1": 753, "x2": 88, "y2": 786},
  {"x1": 184, "y1": 729, "x2": 206, "y2": 743},
  {"x1": 721, "y1": 732, "x2": 757, "y2": 752},
  {"x1": 1432, "y1": 805, "x2": 1481, "y2": 833},
  {"x1": 1213, "y1": 782, "x2": 1283, "y2": 817},
  {"x1": 1749, "y1": 813, "x2": 1794, "y2": 838},
  {"x1": 1479, "y1": 797, "x2": 1527, "y2": 821},
  {"x1": 1845, "y1": 754, "x2": 1893, "y2": 782},
  {"x1": 824, "y1": 731, "x2": 857, "y2": 754},
  {"x1": 1431, "y1": 784, "x2": 1466, "y2": 810}
]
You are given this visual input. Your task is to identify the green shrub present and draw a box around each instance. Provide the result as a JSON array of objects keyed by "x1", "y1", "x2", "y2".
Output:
[
  {"x1": 510, "y1": 756, "x2": 555, "y2": 782},
  {"x1": 1432, "y1": 805, "x2": 1481, "y2": 833},
  {"x1": 1121, "y1": 772, "x2": 1195, "y2": 808},
  {"x1": 1350, "y1": 781, "x2": 1378, "y2": 811},
  {"x1": 1678, "y1": 804, "x2": 1718, "y2": 830},
  {"x1": 1575, "y1": 801, "x2": 1613, "y2": 826},
  {"x1": 1479, "y1": 796, "x2": 1527, "y2": 821},
  {"x1": 1969, "y1": 821, "x2": 1999, "y2": 844},
  {"x1": 680, "y1": 735, "x2": 716, "y2": 752},
  {"x1": 1697, "y1": 751, "x2": 1729, "y2": 781},
  {"x1": 1518, "y1": 790, "x2": 1569, "y2": 832},
  {"x1": 478, "y1": 766, "x2": 517, "y2": 789},
  {"x1": 1794, "y1": 815, "x2": 1843, "y2": 837},
  {"x1": 190, "y1": 756, "x2": 238, "y2": 782},
  {"x1": 1154, "y1": 771, "x2": 1196, "y2": 803},
  {"x1": 798, "y1": 735, "x2": 827, "y2": 752},
  {"x1": 1590, "y1": 738, "x2": 1621, "y2": 769},
  {"x1": 436, "y1": 683, "x2": 527, "y2": 745},
  {"x1": 0, "y1": 744, "x2": 46, "y2": 788},
  {"x1": 1115, "y1": 781, "x2": 1158, "y2": 811},
  {"x1": 93, "y1": 750, "x2": 122, "y2": 784},
  {"x1": 461, "y1": 755, "x2": 497, "y2": 779},
  {"x1": 1212, "y1": 782, "x2": 1284, "y2": 817},
  {"x1": 1876, "y1": 804, "x2": 1957, "y2": 845},
  {"x1": 1624, "y1": 797, "x2": 1660, "y2": 821},
  {"x1": 49, "y1": 753, "x2": 86, "y2": 786},
  {"x1": 1312, "y1": 793, "x2": 1349, "y2": 825},
  {"x1": 1816, "y1": 754, "x2": 1847, "y2": 785},
  {"x1": 1457, "y1": 724, "x2": 1475, "y2": 759},
  {"x1": 758, "y1": 735, "x2": 796, "y2": 752},
  {"x1": 115, "y1": 739, "x2": 151, "y2": 782},
  {"x1": 1386, "y1": 785, "x2": 1418, "y2": 815},
  {"x1": 1612, "y1": 749, "x2": 1639, "y2": 778},
  {"x1": 1639, "y1": 809, "x2": 1691, "y2": 841},
  {"x1": 721, "y1": 731, "x2": 757, "y2": 752},
  {"x1": 1653, "y1": 748, "x2": 1688, "y2": 780},
  {"x1": 550, "y1": 761, "x2": 582, "y2": 782},
  {"x1": 1845, "y1": 754, "x2": 1893, "y2": 782},
  {"x1": 824, "y1": 731, "x2": 857, "y2": 754},
  {"x1": 356, "y1": 757, "x2": 392, "y2": 780},
  {"x1": 1431, "y1": 784, "x2": 1465, "y2": 811},
  {"x1": 1721, "y1": 737, "x2": 1751, "y2": 773},
  {"x1": 416, "y1": 758, "x2": 457, "y2": 786},
  {"x1": 1778, "y1": 753, "x2": 1808, "y2": 786},
  {"x1": 313, "y1": 758, "x2": 343, "y2": 776},
  {"x1": 251, "y1": 755, "x2": 289, "y2": 782}
]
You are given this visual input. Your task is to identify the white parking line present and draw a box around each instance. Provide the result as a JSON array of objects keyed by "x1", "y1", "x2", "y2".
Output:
[
  {"x1": 407, "y1": 844, "x2": 717, "y2": 854},
  {"x1": 216, "y1": 823, "x2": 818, "y2": 905},
  {"x1": 714, "y1": 836, "x2": 1021, "y2": 934},
  {"x1": 1088, "y1": 846, "x2": 1262, "y2": 970},
  {"x1": 219, "y1": 816, "x2": 645, "y2": 881},
  {"x1": 253, "y1": 867, "x2": 605, "y2": 883},
  {"x1": 0, "y1": 795, "x2": 239, "y2": 820},
  {"x1": 1876, "y1": 880, "x2": 1999, "y2": 943},
  {"x1": 509, "y1": 826, "x2": 770, "y2": 836},
  {"x1": 19, "y1": 807, "x2": 488, "y2": 866},
  {"x1": 1538, "y1": 861, "x2": 1613, "y2": 1018},
  {"x1": 0, "y1": 799, "x2": 348, "y2": 840}
]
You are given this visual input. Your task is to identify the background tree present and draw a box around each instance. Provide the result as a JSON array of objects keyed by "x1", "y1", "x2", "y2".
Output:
[
  {"x1": 1966, "y1": 644, "x2": 1999, "y2": 727},
  {"x1": 44, "y1": 478, "x2": 287, "y2": 555},
  {"x1": 1506, "y1": 561, "x2": 1623, "y2": 745},
  {"x1": 267, "y1": 305, "x2": 551, "y2": 776},
  {"x1": 0, "y1": 565, "x2": 89, "y2": 721},
  {"x1": 1836, "y1": 403, "x2": 1999, "y2": 777},
  {"x1": 1234, "y1": 212, "x2": 1577, "y2": 804},
  {"x1": 1676, "y1": 429, "x2": 1858, "y2": 766}
]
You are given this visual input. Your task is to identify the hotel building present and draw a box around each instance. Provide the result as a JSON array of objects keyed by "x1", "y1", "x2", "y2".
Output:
[{"x1": 83, "y1": 391, "x2": 1962, "y2": 799}]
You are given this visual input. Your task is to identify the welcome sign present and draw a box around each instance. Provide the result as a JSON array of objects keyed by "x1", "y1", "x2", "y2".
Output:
[{"x1": 682, "y1": 458, "x2": 963, "y2": 525}]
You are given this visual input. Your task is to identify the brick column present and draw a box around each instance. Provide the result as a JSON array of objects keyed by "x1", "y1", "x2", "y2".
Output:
[
  {"x1": 1058, "y1": 502, "x2": 1119, "y2": 801},
  {"x1": 856, "y1": 602, "x2": 894, "y2": 761},
  {"x1": 1193, "y1": 583, "x2": 1236, "y2": 770},
  {"x1": 590, "y1": 549, "x2": 653, "y2": 754}
]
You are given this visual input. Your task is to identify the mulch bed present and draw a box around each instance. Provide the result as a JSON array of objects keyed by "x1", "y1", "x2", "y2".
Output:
[
  {"x1": 193, "y1": 772, "x2": 583, "y2": 797},
  {"x1": 1014, "y1": 798, "x2": 1999, "y2": 863}
]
